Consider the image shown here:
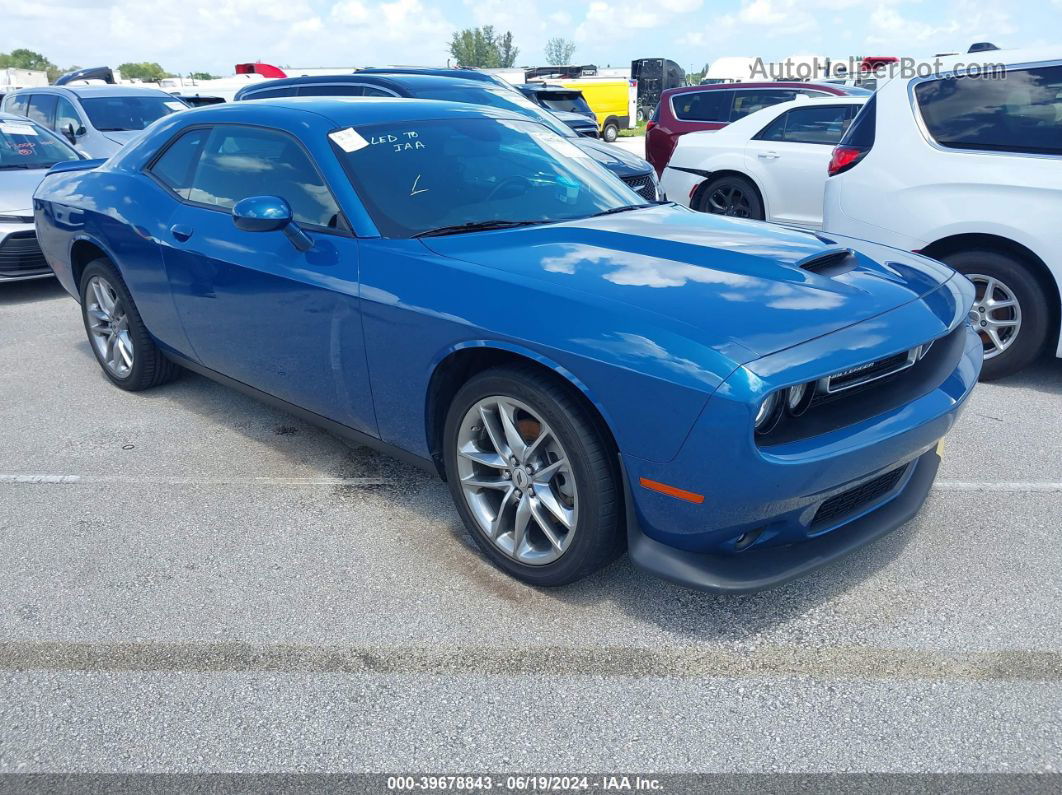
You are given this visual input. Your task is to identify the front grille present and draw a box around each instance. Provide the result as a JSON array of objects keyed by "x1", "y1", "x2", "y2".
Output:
[
  {"x1": 622, "y1": 174, "x2": 657, "y2": 200},
  {"x1": 812, "y1": 464, "x2": 908, "y2": 529},
  {"x1": 0, "y1": 231, "x2": 51, "y2": 278},
  {"x1": 825, "y1": 349, "x2": 916, "y2": 394}
]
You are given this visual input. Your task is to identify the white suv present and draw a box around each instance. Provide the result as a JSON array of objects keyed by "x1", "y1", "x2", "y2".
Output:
[{"x1": 823, "y1": 48, "x2": 1061, "y2": 380}]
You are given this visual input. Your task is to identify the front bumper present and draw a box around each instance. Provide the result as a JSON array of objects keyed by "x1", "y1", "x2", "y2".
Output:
[
  {"x1": 623, "y1": 295, "x2": 981, "y2": 593},
  {"x1": 627, "y1": 445, "x2": 940, "y2": 593},
  {"x1": 0, "y1": 224, "x2": 54, "y2": 282}
]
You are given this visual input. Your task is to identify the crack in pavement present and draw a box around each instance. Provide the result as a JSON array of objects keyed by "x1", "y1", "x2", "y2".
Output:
[{"x1": 0, "y1": 642, "x2": 1058, "y2": 682}]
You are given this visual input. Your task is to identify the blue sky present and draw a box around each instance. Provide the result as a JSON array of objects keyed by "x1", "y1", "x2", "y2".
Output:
[{"x1": 4, "y1": 0, "x2": 1060, "y2": 76}]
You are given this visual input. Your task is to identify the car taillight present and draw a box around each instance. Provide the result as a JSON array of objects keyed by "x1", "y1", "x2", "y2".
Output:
[
  {"x1": 827, "y1": 145, "x2": 867, "y2": 176},
  {"x1": 645, "y1": 120, "x2": 656, "y2": 131}
]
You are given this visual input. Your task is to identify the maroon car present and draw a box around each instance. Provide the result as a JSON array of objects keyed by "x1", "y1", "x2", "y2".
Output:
[{"x1": 646, "y1": 81, "x2": 871, "y2": 175}]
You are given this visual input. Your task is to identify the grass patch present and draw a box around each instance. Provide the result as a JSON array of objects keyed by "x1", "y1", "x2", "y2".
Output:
[{"x1": 618, "y1": 120, "x2": 647, "y2": 138}]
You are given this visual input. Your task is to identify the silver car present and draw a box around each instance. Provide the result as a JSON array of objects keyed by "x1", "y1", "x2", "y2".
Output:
[
  {"x1": 0, "y1": 111, "x2": 82, "y2": 282},
  {"x1": 0, "y1": 85, "x2": 187, "y2": 159}
]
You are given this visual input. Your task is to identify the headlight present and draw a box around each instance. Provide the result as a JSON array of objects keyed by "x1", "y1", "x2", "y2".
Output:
[
  {"x1": 754, "y1": 391, "x2": 783, "y2": 434},
  {"x1": 786, "y1": 381, "x2": 815, "y2": 416}
]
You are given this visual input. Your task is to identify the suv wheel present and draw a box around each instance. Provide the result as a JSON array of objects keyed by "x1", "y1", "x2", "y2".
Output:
[
  {"x1": 943, "y1": 249, "x2": 1050, "y2": 380},
  {"x1": 443, "y1": 365, "x2": 623, "y2": 587}
]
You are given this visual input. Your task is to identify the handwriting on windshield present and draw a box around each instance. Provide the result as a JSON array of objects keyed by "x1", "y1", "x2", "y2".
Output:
[
  {"x1": 410, "y1": 174, "x2": 428, "y2": 196},
  {"x1": 369, "y1": 131, "x2": 427, "y2": 153}
]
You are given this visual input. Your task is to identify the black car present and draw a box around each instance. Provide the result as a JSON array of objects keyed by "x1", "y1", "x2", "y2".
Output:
[
  {"x1": 516, "y1": 84, "x2": 599, "y2": 138},
  {"x1": 234, "y1": 73, "x2": 659, "y2": 200}
]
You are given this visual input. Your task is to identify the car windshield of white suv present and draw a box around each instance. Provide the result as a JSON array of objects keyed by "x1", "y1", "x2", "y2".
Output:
[
  {"x1": 0, "y1": 118, "x2": 80, "y2": 169},
  {"x1": 330, "y1": 117, "x2": 645, "y2": 238},
  {"x1": 80, "y1": 95, "x2": 185, "y2": 132}
]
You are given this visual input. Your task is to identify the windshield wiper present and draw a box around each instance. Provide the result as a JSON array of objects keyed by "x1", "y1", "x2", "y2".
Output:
[
  {"x1": 413, "y1": 219, "x2": 548, "y2": 238},
  {"x1": 590, "y1": 200, "x2": 672, "y2": 218}
]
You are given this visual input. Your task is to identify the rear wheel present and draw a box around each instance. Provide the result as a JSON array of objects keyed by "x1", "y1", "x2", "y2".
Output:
[
  {"x1": 602, "y1": 121, "x2": 620, "y2": 143},
  {"x1": 80, "y1": 258, "x2": 181, "y2": 391},
  {"x1": 942, "y1": 249, "x2": 1050, "y2": 380},
  {"x1": 698, "y1": 174, "x2": 765, "y2": 220},
  {"x1": 443, "y1": 365, "x2": 622, "y2": 587}
]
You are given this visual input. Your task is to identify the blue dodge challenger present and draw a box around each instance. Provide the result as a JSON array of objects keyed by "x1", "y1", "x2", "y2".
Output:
[{"x1": 33, "y1": 98, "x2": 982, "y2": 592}]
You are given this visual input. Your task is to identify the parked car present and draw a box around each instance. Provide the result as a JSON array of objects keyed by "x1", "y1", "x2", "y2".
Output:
[
  {"x1": 1, "y1": 85, "x2": 187, "y2": 158},
  {"x1": 516, "y1": 84, "x2": 599, "y2": 138},
  {"x1": 823, "y1": 48, "x2": 1061, "y2": 381},
  {"x1": 355, "y1": 66, "x2": 516, "y2": 91},
  {"x1": 34, "y1": 98, "x2": 980, "y2": 591},
  {"x1": 646, "y1": 81, "x2": 871, "y2": 174},
  {"x1": 1, "y1": 111, "x2": 82, "y2": 281},
  {"x1": 235, "y1": 73, "x2": 660, "y2": 200},
  {"x1": 661, "y1": 96, "x2": 866, "y2": 228}
]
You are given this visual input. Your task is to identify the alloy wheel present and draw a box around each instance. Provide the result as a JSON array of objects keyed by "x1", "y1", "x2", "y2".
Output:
[
  {"x1": 707, "y1": 184, "x2": 753, "y2": 217},
  {"x1": 85, "y1": 275, "x2": 134, "y2": 378},
  {"x1": 455, "y1": 396, "x2": 578, "y2": 566},
  {"x1": 966, "y1": 273, "x2": 1022, "y2": 359}
]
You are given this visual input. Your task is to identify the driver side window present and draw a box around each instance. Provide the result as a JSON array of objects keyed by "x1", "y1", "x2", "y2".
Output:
[{"x1": 55, "y1": 97, "x2": 83, "y2": 136}]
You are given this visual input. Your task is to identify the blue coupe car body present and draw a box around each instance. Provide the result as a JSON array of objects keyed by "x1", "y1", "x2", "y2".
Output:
[{"x1": 33, "y1": 98, "x2": 982, "y2": 591}]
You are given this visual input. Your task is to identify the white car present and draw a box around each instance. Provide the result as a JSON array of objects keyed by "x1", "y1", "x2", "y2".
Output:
[
  {"x1": 0, "y1": 112, "x2": 82, "y2": 282},
  {"x1": 823, "y1": 48, "x2": 1061, "y2": 380},
  {"x1": 660, "y1": 96, "x2": 866, "y2": 228}
]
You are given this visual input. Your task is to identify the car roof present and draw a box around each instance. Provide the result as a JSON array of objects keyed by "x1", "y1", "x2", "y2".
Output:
[
  {"x1": 8, "y1": 84, "x2": 173, "y2": 98},
  {"x1": 517, "y1": 83, "x2": 581, "y2": 94},
  {"x1": 238, "y1": 73, "x2": 492, "y2": 98},
  {"x1": 664, "y1": 81, "x2": 863, "y2": 98},
  {"x1": 182, "y1": 96, "x2": 530, "y2": 127}
]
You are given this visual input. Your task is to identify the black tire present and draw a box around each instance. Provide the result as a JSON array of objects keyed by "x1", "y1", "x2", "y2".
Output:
[
  {"x1": 443, "y1": 364, "x2": 623, "y2": 587},
  {"x1": 697, "y1": 174, "x2": 765, "y2": 221},
  {"x1": 602, "y1": 122, "x2": 620, "y2": 143},
  {"x1": 79, "y1": 258, "x2": 181, "y2": 391},
  {"x1": 942, "y1": 249, "x2": 1050, "y2": 381}
]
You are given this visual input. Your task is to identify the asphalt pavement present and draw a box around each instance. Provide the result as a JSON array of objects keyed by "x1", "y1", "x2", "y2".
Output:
[{"x1": 1, "y1": 276, "x2": 1059, "y2": 773}]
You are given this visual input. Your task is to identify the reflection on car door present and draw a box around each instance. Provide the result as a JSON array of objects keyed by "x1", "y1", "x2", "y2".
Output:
[
  {"x1": 745, "y1": 104, "x2": 855, "y2": 228},
  {"x1": 150, "y1": 123, "x2": 377, "y2": 435}
]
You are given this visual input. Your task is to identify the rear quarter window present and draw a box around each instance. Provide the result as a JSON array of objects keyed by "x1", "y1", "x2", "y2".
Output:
[
  {"x1": 671, "y1": 90, "x2": 729, "y2": 122},
  {"x1": 914, "y1": 65, "x2": 1062, "y2": 155}
]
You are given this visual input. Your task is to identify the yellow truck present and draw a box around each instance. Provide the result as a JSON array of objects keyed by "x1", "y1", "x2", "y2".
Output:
[{"x1": 550, "y1": 78, "x2": 637, "y2": 142}]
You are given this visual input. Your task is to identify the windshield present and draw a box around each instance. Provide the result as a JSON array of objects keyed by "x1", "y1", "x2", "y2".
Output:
[
  {"x1": 539, "y1": 93, "x2": 594, "y2": 116},
  {"x1": 0, "y1": 118, "x2": 80, "y2": 170},
  {"x1": 415, "y1": 85, "x2": 576, "y2": 138},
  {"x1": 331, "y1": 118, "x2": 644, "y2": 238},
  {"x1": 80, "y1": 95, "x2": 185, "y2": 131}
]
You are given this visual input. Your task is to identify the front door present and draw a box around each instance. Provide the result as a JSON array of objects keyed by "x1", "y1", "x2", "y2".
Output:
[{"x1": 150, "y1": 123, "x2": 377, "y2": 435}]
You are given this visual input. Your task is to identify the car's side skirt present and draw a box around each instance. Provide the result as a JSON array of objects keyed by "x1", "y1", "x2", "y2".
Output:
[{"x1": 165, "y1": 352, "x2": 440, "y2": 477}]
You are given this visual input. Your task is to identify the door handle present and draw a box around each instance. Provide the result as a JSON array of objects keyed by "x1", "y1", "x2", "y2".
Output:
[
  {"x1": 170, "y1": 224, "x2": 194, "y2": 242},
  {"x1": 758, "y1": 151, "x2": 779, "y2": 160}
]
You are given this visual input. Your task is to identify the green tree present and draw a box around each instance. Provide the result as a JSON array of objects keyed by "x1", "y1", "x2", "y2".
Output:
[
  {"x1": 544, "y1": 38, "x2": 576, "y2": 67},
  {"x1": 0, "y1": 48, "x2": 55, "y2": 71},
  {"x1": 448, "y1": 26, "x2": 518, "y2": 69},
  {"x1": 498, "y1": 31, "x2": 518, "y2": 68},
  {"x1": 117, "y1": 62, "x2": 170, "y2": 82},
  {"x1": 685, "y1": 63, "x2": 709, "y2": 85},
  {"x1": 190, "y1": 72, "x2": 219, "y2": 81}
]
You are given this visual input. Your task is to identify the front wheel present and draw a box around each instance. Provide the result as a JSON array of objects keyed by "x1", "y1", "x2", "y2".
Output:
[
  {"x1": 80, "y1": 258, "x2": 181, "y2": 391},
  {"x1": 443, "y1": 365, "x2": 622, "y2": 586},
  {"x1": 942, "y1": 249, "x2": 1050, "y2": 380},
  {"x1": 698, "y1": 174, "x2": 765, "y2": 220}
]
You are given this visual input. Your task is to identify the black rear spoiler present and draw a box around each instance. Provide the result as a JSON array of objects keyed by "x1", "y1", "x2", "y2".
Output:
[
  {"x1": 55, "y1": 66, "x2": 115, "y2": 86},
  {"x1": 46, "y1": 158, "x2": 108, "y2": 176}
]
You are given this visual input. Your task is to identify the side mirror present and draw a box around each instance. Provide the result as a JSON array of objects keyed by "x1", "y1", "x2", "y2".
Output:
[
  {"x1": 63, "y1": 122, "x2": 83, "y2": 145},
  {"x1": 231, "y1": 195, "x2": 313, "y2": 252},
  {"x1": 232, "y1": 195, "x2": 292, "y2": 232}
]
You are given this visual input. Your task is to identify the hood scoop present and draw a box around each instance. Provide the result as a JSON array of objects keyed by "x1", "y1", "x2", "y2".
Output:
[{"x1": 797, "y1": 248, "x2": 856, "y2": 277}]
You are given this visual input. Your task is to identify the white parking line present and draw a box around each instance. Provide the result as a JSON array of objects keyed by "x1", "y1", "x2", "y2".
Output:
[
  {"x1": 1, "y1": 474, "x2": 1060, "y2": 491},
  {"x1": 0, "y1": 474, "x2": 396, "y2": 486}
]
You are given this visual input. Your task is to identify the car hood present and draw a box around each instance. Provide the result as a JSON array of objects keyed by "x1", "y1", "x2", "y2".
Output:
[
  {"x1": 574, "y1": 137, "x2": 652, "y2": 178},
  {"x1": 100, "y1": 129, "x2": 142, "y2": 147},
  {"x1": 421, "y1": 204, "x2": 956, "y2": 359},
  {"x1": 0, "y1": 167, "x2": 50, "y2": 214}
]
